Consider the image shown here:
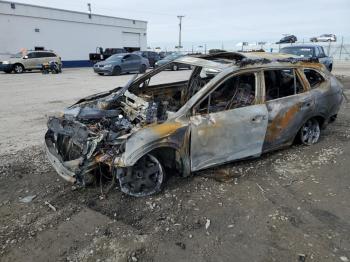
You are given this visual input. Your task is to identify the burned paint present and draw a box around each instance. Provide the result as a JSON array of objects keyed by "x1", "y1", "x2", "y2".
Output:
[{"x1": 265, "y1": 103, "x2": 301, "y2": 142}]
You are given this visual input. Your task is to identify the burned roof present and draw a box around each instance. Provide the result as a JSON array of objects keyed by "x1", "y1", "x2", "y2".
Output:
[{"x1": 172, "y1": 52, "x2": 319, "y2": 69}]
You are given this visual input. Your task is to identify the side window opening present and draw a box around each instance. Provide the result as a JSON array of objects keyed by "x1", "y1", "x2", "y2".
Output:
[
  {"x1": 304, "y1": 69, "x2": 325, "y2": 88},
  {"x1": 264, "y1": 69, "x2": 303, "y2": 101},
  {"x1": 27, "y1": 52, "x2": 36, "y2": 58},
  {"x1": 195, "y1": 72, "x2": 256, "y2": 114}
]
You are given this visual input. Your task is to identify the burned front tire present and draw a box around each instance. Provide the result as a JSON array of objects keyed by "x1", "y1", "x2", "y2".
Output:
[
  {"x1": 299, "y1": 118, "x2": 320, "y2": 145},
  {"x1": 118, "y1": 154, "x2": 165, "y2": 197}
]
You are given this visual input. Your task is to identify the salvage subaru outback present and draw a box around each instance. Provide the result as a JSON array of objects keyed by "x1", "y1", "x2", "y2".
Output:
[{"x1": 45, "y1": 52, "x2": 344, "y2": 197}]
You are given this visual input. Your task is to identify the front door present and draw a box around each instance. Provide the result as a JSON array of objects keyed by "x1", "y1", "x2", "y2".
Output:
[
  {"x1": 190, "y1": 71, "x2": 268, "y2": 171},
  {"x1": 122, "y1": 54, "x2": 140, "y2": 72},
  {"x1": 24, "y1": 52, "x2": 40, "y2": 69}
]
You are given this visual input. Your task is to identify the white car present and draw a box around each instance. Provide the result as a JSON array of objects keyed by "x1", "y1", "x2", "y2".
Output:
[{"x1": 310, "y1": 34, "x2": 337, "y2": 42}]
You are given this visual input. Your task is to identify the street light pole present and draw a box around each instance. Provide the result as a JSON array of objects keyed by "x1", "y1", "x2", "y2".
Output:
[{"x1": 177, "y1": 15, "x2": 185, "y2": 51}]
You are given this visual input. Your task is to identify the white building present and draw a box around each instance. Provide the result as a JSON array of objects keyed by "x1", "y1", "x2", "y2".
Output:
[{"x1": 0, "y1": 1, "x2": 147, "y2": 66}]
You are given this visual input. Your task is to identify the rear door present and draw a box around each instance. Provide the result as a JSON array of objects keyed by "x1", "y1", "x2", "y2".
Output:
[
  {"x1": 262, "y1": 68, "x2": 313, "y2": 151},
  {"x1": 190, "y1": 71, "x2": 268, "y2": 171}
]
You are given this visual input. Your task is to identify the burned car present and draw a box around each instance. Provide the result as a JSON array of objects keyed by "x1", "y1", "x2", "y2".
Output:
[{"x1": 45, "y1": 52, "x2": 344, "y2": 197}]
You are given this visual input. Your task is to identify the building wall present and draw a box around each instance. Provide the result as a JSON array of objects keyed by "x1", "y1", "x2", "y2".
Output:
[{"x1": 0, "y1": 1, "x2": 147, "y2": 66}]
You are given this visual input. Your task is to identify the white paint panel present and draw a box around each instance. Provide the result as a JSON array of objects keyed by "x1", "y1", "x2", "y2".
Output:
[{"x1": 122, "y1": 32, "x2": 140, "y2": 48}]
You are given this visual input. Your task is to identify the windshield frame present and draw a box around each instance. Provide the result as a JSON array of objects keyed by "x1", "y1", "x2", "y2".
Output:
[
  {"x1": 105, "y1": 54, "x2": 125, "y2": 62},
  {"x1": 280, "y1": 47, "x2": 314, "y2": 58}
]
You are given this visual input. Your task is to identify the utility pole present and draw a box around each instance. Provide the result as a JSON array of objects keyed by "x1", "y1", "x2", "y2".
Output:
[
  {"x1": 177, "y1": 15, "x2": 185, "y2": 51},
  {"x1": 87, "y1": 3, "x2": 92, "y2": 19},
  {"x1": 339, "y1": 36, "x2": 344, "y2": 60}
]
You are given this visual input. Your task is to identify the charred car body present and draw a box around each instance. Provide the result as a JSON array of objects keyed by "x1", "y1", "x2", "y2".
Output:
[{"x1": 45, "y1": 52, "x2": 344, "y2": 197}]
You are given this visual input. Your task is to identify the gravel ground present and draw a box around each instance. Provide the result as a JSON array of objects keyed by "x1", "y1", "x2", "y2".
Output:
[{"x1": 0, "y1": 67, "x2": 350, "y2": 262}]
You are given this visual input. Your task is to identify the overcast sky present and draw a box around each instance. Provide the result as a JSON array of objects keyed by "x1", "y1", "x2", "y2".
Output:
[{"x1": 12, "y1": 0, "x2": 350, "y2": 50}]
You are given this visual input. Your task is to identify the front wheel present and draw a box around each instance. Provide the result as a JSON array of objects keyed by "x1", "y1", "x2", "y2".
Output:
[
  {"x1": 118, "y1": 154, "x2": 165, "y2": 197},
  {"x1": 13, "y1": 64, "x2": 24, "y2": 74},
  {"x1": 299, "y1": 118, "x2": 320, "y2": 145},
  {"x1": 112, "y1": 66, "x2": 121, "y2": 76}
]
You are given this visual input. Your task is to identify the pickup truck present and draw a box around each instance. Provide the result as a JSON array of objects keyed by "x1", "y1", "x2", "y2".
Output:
[{"x1": 280, "y1": 45, "x2": 333, "y2": 71}]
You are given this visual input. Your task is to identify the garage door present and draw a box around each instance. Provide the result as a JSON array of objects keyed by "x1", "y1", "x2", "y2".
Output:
[{"x1": 122, "y1": 32, "x2": 140, "y2": 48}]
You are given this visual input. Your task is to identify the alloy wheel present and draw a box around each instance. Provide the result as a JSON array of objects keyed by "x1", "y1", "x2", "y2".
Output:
[
  {"x1": 14, "y1": 64, "x2": 24, "y2": 73},
  {"x1": 300, "y1": 119, "x2": 320, "y2": 145}
]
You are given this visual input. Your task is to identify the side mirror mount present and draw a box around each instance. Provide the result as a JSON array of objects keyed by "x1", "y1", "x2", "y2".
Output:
[
  {"x1": 23, "y1": 55, "x2": 28, "y2": 59},
  {"x1": 121, "y1": 58, "x2": 125, "y2": 63}
]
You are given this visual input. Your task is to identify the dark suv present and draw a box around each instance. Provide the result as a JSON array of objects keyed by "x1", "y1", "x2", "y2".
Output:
[{"x1": 133, "y1": 51, "x2": 160, "y2": 67}]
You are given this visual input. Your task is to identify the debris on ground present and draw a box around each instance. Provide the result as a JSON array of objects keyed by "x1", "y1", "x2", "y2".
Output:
[
  {"x1": 44, "y1": 201, "x2": 57, "y2": 211},
  {"x1": 205, "y1": 219, "x2": 211, "y2": 230},
  {"x1": 19, "y1": 195, "x2": 37, "y2": 203}
]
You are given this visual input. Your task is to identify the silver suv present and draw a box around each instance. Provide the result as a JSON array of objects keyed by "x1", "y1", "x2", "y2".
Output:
[{"x1": 0, "y1": 50, "x2": 62, "y2": 73}]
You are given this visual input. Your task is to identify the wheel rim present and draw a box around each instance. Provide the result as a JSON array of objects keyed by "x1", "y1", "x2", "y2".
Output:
[
  {"x1": 119, "y1": 154, "x2": 164, "y2": 197},
  {"x1": 14, "y1": 65, "x2": 23, "y2": 73},
  {"x1": 173, "y1": 64, "x2": 178, "y2": 70},
  {"x1": 140, "y1": 65, "x2": 146, "y2": 73},
  {"x1": 114, "y1": 67, "x2": 121, "y2": 75},
  {"x1": 301, "y1": 119, "x2": 320, "y2": 145}
]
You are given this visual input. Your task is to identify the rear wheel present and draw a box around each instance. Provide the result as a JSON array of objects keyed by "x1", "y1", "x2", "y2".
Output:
[
  {"x1": 299, "y1": 118, "x2": 320, "y2": 145},
  {"x1": 172, "y1": 63, "x2": 178, "y2": 71},
  {"x1": 13, "y1": 64, "x2": 24, "y2": 74},
  {"x1": 118, "y1": 154, "x2": 165, "y2": 197},
  {"x1": 139, "y1": 64, "x2": 147, "y2": 73},
  {"x1": 112, "y1": 66, "x2": 121, "y2": 76}
]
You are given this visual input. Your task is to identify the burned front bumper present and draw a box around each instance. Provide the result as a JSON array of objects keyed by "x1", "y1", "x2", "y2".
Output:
[
  {"x1": 45, "y1": 135, "x2": 77, "y2": 183},
  {"x1": 44, "y1": 117, "x2": 101, "y2": 184},
  {"x1": 45, "y1": 116, "x2": 127, "y2": 184}
]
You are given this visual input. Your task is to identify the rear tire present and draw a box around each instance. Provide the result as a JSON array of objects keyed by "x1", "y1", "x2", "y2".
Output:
[
  {"x1": 13, "y1": 64, "x2": 24, "y2": 74},
  {"x1": 139, "y1": 64, "x2": 146, "y2": 73},
  {"x1": 299, "y1": 118, "x2": 320, "y2": 145},
  {"x1": 112, "y1": 66, "x2": 121, "y2": 76}
]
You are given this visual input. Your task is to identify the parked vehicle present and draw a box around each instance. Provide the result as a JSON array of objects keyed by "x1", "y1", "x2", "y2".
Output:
[
  {"x1": 276, "y1": 35, "x2": 297, "y2": 44},
  {"x1": 0, "y1": 50, "x2": 62, "y2": 73},
  {"x1": 154, "y1": 53, "x2": 191, "y2": 70},
  {"x1": 45, "y1": 52, "x2": 343, "y2": 197},
  {"x1": 159, "y1": 51, "x2": 174, "y2": 59},
  {"x1": 208, "y1": 49, "x2": 227, "y2": 54},
  {"x1": 133, "y1": 51, "x2": 160, "y2": 67},
  {"x1": 41, "y1": 61, "x2": 62, "y2": 74},
  {"x1": 310, "y1": 34, "x2": 337, "y2": 42},
  {"x1": 89, "y1": 47, "x2": 127, "y2": 64},
  {"x1": 280, "y1": 45, "x2": 333, "y2": 71},
  {"x1": 93, "y1": 53, "x2": 149, "y2": 76}
]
